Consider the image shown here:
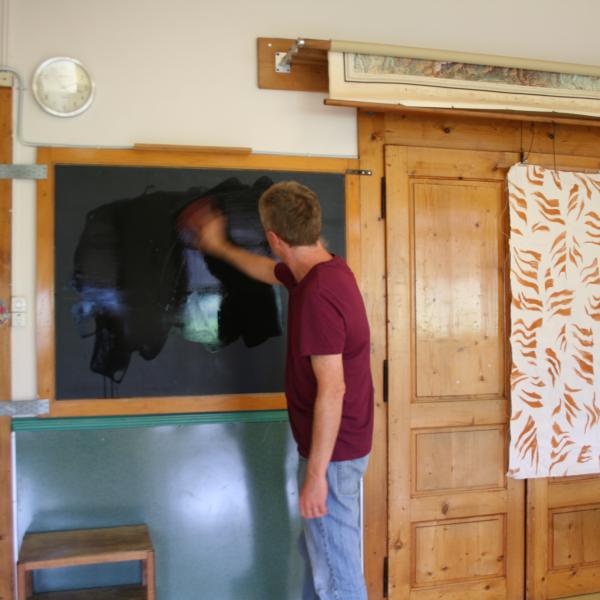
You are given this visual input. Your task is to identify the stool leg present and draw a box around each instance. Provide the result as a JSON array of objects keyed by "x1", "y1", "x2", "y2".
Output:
[
  {"x1": 16, "y1": 566, "x2": 31, "y2": 600},
  {"x1": 143, "y1": 551, "x2": 156, "y2": 600}
]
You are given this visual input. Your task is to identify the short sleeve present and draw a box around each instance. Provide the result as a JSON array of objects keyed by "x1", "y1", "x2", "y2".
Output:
[
  {"x1": 274, "y1": 262, "x2": 296, "y2": 290},
  {"x1": 298, "y1": 289, "x2": 345, "y2": 357}
]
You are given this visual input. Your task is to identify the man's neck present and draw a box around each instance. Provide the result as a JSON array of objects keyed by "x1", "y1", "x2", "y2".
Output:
[{"x1": 284, "y1": 242, "x2": 333, "y2": 282}]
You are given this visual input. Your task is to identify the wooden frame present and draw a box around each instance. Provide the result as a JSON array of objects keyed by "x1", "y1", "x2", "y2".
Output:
[
  {"x1": 36, "y1": 147, "x2": 359, "y2": 418},
  {"x1": 357, "y1": 112, "x2": 388, "y2": 600},
  {"x1": 0, "y1": 85, "x2": 14, "y2": 600}
]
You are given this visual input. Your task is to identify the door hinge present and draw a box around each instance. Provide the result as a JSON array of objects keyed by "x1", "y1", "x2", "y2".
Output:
[
  {"x1": 383, "y1": 359, "x2": 389, "y2": 403},
  {"x1": 383, "y1": 556, "x2": 389, "y2": 597},
  {"x1": 380, "y1": 176, "x2": 387, "y2": 219},
  {"x1": 345, "y1": 169, "x2": 372, "y2": 176}
]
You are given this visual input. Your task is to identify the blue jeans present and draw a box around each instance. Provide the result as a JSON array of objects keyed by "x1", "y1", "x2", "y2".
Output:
[{"x1": 297, "y1": 455, "x2": 369, "y2": 600}]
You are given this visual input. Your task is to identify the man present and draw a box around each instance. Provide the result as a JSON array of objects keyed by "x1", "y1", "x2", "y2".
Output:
[{"x1": 180, "y1": 181, "x2": 374, "y2": 599}]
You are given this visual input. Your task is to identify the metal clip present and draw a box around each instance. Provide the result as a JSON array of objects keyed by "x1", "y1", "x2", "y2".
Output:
[
  {"x1": 0, "y1": 164, "x2": 48, "y2": 180},
  {"x1": 275, "y1": 38, "x2": 306, "y2": 73}
]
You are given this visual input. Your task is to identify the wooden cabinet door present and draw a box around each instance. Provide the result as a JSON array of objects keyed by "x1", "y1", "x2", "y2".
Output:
[
  {"x1": 523, "y1": 152, "x2": 600, "y2": 600},
  {"x1": 385, "y1": 145, "x2": 525, "y2": 600}
]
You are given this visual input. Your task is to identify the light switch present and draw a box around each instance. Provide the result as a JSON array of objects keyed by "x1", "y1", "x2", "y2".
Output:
[{"x1": 11, "y1": 296, "x2": 27, "y2": 313}]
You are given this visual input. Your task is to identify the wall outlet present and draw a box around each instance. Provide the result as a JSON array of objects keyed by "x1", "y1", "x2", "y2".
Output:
[
  {"x1": 11, "y1": 297, "x2": 27, "y2": 312},
  {"x1": 12, "y1": 313, "x2": 26, "y2": 327}
]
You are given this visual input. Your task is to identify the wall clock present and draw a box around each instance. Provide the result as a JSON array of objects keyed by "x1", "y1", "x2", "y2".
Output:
[{"x1": 32, "y1": 57, "x2": 95, "y2": 117}]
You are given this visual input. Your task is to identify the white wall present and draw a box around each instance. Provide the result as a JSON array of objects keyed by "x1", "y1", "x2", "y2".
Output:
[{"x1": 5, "y1": 0, "x2": 600, "y2": 399}]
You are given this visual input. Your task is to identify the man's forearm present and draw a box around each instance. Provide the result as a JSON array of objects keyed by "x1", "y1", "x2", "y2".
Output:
[
  {"x1": 306, "y1": 390, "x2": 344, "y2": 479},
  {"x1": 211, "y1": 242, "x2": 278, "y2": 285}
]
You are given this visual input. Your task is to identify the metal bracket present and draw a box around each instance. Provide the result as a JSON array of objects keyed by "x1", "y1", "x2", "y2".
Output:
[
  {"x1": 275, "y1": 52, "x2": 291, "y2": 74},
  {"x1": 0, "y1": 399, "x2": 49, "y2": 417},
  {"x1": 275, "y1": 38, "x2": 306, "y2": 73},
  {"x1": 0, "y1": 164, "x2": 48, "y2": 180},
  {"x1": 346, "y1": 169, "x2": 373, "y2": 176}
]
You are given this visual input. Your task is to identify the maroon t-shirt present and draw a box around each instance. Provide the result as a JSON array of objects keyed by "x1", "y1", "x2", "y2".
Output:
[{"x1": 275, "y1": 256, "x2": 374, "y2": 461}]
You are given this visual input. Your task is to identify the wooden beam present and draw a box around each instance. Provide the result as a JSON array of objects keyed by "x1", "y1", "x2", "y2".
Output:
[
  {"x1": 257, "y1": 37, "x2": 329, "y2": 92},
  {"x1": 0, "y1": 86, "x2": 13, "y2": 600},
  {"x1": 0, "y1": 417, "x2": 13, "y2": 600},
  {"x1": 133, "y1": 144, "x2": 252, "y2": 155},
  {"x1": 0, "y1": 87, "x2": 10, "y2": 400},
  {"x1": 326, "y1": 98, "x2": 600, "y2": 128},
  {"x1": 357, "y1": 111, "x2": 387, "y2": 600}
]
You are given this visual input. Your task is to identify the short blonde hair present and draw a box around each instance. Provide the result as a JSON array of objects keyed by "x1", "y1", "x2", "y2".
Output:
[{"x1": 258, "y1": 181, "x2": 321, "y2": 246}]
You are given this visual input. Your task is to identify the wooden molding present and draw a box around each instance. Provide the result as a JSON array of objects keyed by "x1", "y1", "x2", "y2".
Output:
[
  {"x1": 257, "y1": 37, "x2": 329, "y2": 92},
  {"x1": 0, "y1": 87, "x2": 13, "y2": 600},
  {"x1": 326, "y1": 98, "x2": 600, "y2": 128},
  {"x1": 133, "y1": 144, "x2": 252, "y2": 155}
]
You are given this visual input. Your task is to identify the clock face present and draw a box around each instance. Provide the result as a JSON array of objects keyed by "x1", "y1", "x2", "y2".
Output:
[{"x1": 32, "y1": 57, "x2": 95, "y2": 117}]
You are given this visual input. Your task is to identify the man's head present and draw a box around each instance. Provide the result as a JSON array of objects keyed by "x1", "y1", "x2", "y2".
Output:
[{"x1": 258, "y1": 182, "x2": 322, "y2": 252}]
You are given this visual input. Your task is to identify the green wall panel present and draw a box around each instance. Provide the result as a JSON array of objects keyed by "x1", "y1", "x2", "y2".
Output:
[{"x1": 16, "y1": 420, "x2": 305, "y2": 599}]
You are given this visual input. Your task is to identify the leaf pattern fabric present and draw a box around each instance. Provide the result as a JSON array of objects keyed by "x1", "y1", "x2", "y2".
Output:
[{"x1": 509, "y1": 165, "x2": 600, "y2": 478}]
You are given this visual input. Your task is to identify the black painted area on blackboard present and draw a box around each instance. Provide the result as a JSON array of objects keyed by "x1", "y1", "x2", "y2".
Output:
[
  {"x1": 54, "y1": 166, "x2": 345, "y2": 400},
  {"x1": 71, "y1": 176, "x2": 283, "y2": 384}
]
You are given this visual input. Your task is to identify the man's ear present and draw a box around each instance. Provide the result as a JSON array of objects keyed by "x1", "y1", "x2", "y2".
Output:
[{"x1": 265, "y1": 230, "x2": 280, "y2": 248}]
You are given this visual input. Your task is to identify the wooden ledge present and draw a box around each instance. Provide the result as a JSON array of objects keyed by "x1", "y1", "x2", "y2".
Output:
[{"x1": 325, "y1": 98, "x2": 600, "y2": 128}]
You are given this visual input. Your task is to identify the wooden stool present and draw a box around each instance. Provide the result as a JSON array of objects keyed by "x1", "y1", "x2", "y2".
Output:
[{"x1": 17, "y1": 525, "x2": 155, "y2": 599}]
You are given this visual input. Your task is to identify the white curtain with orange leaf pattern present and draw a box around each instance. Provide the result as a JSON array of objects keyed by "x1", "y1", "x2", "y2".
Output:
[{"x1": 508, "y1": 164, "x2": 600, "y2": 479}]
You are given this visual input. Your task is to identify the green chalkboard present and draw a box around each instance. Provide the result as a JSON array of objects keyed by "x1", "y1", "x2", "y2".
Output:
[{"x1": 15, "y1": 416, "x2": 308, "y2": 599}]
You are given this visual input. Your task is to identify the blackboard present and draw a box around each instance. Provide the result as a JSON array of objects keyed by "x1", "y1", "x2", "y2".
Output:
[{"x1": 53, "y1": 165, "x2": 345, "y2": 401}]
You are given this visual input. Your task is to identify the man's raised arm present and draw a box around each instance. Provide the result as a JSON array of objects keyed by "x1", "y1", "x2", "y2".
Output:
[{"x1": 178, "y1": 201, "x2": 279, "y2": 285}]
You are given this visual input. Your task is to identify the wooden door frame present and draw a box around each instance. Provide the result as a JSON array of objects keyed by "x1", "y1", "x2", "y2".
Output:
[{"x1": 0, "y1": 85, "x2": 14, "y2": 600}]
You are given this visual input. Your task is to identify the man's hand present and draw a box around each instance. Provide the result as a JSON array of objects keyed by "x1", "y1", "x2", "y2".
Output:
[
  {"x1": 177, "y1": 199, "x2": 228, "y2": 257},
  {"x1": 300, "y1": 472, "x2": 328, "y2": 519},
  {"x1": 177, "y1": 196, "x2": 279, "y2": 285}
]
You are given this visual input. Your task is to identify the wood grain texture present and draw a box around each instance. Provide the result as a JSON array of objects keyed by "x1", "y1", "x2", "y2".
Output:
[
  {"x1": 385, "y1": 145, "x2": 524, "y2": 600},
  {"x1": 547, "y1": 565, "x2": 600, "y2": 598},
  {"x1": 0, "y1": 86, "x2": 11, "y2": 400},
  {"x1": 257, "y1": 37, "x2": 328, "y2": 92},
  {"x1": 29, "y1": 585, "x2": 147, "y2": 599},
  {"x1": 326, "y1": 99, "x2": 600, "y2": 129},
  {"x1": 413, "y1": 181, "x2": 503, "y2": 399},
  {"x1": 18, "y1": 526, "x2": 155, "y2": 600},
  {"x1": 413, "y1": 516, "x2": 505, "y2": 585},
  {"x1": 382, "y1": 111, "x2": 600, "y2": 158},
  {"x1": 386, "y1": 144, "x2": 412, "y2": 600},
  {"x1": 18, "y1": 525, "x2": 152, "y2": 568},
  {"x1": 0, "y1": 87, "x2": 13, "y2": 600},
  {"x1": 0, "y1": 417, "x2": 13, "y2": 600},
  {"x1": 357, "y1": 111, "x2": 388, "y2": 600}
]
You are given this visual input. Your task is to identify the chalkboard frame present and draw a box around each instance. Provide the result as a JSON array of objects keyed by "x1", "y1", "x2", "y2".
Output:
[{"x1": 36, "y1": 146, "x2": 360, "y2": 418}]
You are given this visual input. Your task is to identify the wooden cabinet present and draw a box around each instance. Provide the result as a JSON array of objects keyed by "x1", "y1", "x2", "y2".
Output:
[{"x1": 358, "y1": 110, "x2": 600, "y2": 600}]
